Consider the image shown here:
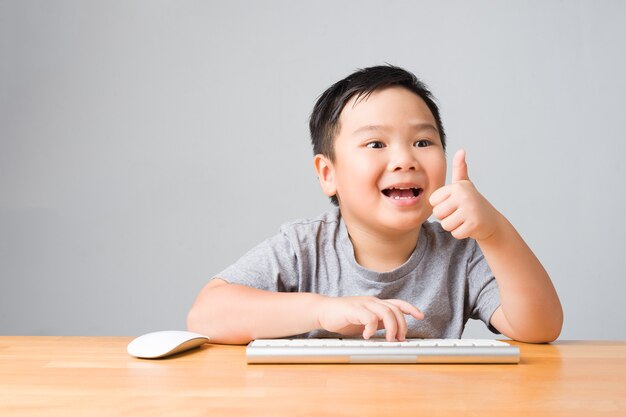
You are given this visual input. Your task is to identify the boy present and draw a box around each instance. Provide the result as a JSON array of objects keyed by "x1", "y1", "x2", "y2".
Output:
[{"x1": 187, "y1": 65, "x2": 563, "y2": 344}]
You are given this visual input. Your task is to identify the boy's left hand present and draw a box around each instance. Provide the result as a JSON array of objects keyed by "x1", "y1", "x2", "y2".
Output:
[{"x1": 429, "y1": 149, "x2": 501, "y2": 241}]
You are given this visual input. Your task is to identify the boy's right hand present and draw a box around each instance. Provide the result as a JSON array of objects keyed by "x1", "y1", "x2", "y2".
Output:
[{"x1": 315, "y1": 296, "x2": 424, "y2": 342}]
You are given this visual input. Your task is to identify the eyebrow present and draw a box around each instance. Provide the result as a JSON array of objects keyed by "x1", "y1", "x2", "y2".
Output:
[{"x1": 352, "y1": 123, "x2": 438, "y2": 136}]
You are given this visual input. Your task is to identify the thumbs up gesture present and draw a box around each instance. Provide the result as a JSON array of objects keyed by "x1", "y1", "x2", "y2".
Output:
[{"x1": 429, "y1": 150, "x2": 501, "y2": 241}]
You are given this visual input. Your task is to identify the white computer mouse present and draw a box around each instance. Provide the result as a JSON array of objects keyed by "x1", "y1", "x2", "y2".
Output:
[{"x1": 127, "y1": 330, "x2": 209, "y2": 359}]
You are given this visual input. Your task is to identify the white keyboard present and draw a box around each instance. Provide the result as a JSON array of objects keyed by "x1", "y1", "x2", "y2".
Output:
[{"x1": 246, "y1": 338, "x2": 520, "y2": 364}]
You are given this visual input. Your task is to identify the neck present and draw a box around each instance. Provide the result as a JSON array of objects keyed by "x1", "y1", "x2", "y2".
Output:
[{"x1": 344, "y1": 221, "x2": 421, "y2": 273}]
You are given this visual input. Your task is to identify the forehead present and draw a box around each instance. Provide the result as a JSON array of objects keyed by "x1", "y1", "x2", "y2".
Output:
[{"x1": 337, "y1": 86, "x2": 437, "y2": 135}]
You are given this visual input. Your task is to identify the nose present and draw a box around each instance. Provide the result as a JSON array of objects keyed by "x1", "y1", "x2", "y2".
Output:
[{"x1": 387, "y1": 145, "x2": 419, "y2": 172}]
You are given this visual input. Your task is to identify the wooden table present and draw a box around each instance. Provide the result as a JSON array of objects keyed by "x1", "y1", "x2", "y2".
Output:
[{"x1": 1, "y1": 337, "x2": 625, "y2": 416}]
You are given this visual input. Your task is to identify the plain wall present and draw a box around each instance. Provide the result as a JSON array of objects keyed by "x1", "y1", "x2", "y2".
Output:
[{"x1": 1, "y1": 0, "x2": 625, "y2": 339}]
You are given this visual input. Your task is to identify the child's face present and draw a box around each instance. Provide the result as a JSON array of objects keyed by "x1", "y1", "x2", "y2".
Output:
[{"x1": 316, "y1": 86, "x2": 447, "y2": 235}]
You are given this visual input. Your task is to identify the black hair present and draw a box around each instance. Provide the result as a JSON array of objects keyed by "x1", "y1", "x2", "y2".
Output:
[{"x1": 309, "y1": 64, "x2": 446, "y2": 206}]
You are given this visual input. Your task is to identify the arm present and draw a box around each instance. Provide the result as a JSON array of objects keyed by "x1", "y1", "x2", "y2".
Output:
[
  {"x1": 430, "y1": 150, "x2": 563, "y2": 343},
  {"x1": 187, "y1": 278, "x2": 424, "y2": 344},
  {"x1": 477, "y1": 214, "x2": 562, "y2": 343},
  {"x1": 187, "y1": 278, "x2": 323, "y2": 344}
]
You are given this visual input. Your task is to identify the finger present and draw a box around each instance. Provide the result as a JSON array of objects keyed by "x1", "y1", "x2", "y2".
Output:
[
  {"x1": 449, "y1": 222, "x2": 472, "y2": 240},
  {"x1": 365, "y1": 302, "x2": 399, "y2": 341},
  {"x1": 452, "y1": 149, "x2": 469, "y2": 183},
  {"x1": 429, "y1": 185, "x2": 451, "y2": 207},
  {"x1": 380, "y1": 301, "x2": 407, "y2": 341},
  {"x1": 431, "y1": 196, "x2": 458, "y2": 221},
  {"x1": 357, "y1": 311, "x2": 379, "y2": 340},
  {"x1": 386, "y1": 299, "x2": 425, "y2": 320},
  {"x1": 440, "y1": 209, "x2": 465, "y2": 233},
  {"x1": 363, "y1": 321, "x2": 378, "y2": 340}
]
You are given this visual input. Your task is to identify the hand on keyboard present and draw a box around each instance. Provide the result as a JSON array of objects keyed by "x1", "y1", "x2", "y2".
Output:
[{"x1": 315, "y1": 296, "x2": 424, "y2": 342}]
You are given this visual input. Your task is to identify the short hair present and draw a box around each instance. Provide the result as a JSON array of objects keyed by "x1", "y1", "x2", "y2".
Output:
[{"x1": 309, "y1": 64, "x2": 446, "y2": 206}]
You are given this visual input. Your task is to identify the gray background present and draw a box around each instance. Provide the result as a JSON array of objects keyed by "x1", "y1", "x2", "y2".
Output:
[{"x1": 1, "y1": 0, "x2": 625, "y2": 339}]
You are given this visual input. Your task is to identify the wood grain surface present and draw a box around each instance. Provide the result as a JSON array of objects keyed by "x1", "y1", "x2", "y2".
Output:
[{"x1": 1, "y1": 337, "x2": 624, "y2": 416}]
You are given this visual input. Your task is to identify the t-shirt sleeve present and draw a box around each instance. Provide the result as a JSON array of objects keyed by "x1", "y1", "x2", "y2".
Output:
[
  {"x1": 467, "y1": 242, "x2": 501, "y2": 334},
  {"x1": 214, "y1": 230, "x2": 300, "y2": 293}
]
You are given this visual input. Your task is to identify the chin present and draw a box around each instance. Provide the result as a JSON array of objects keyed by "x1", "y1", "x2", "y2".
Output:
[{"x1": 379, "y1": 213, "x2": 427, "y2": 233}]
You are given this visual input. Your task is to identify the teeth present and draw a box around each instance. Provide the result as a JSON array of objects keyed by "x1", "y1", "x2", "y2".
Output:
[
  {"x1": 382, "y1": 186, "x2": 422, "y2": 200},
  {"x1": 383, "y1": 186, "x2": 422, "y2": 199}
]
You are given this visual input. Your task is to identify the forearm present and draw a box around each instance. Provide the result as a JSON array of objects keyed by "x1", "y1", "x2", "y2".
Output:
[
  {"x1": 187, "y1": 279, "x2": 323, "y2": 344},
  {"x1": 478, "y1": 214, "x2": 563, "y2": 342}
]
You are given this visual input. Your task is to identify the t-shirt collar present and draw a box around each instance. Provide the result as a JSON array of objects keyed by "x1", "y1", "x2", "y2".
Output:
[{"x1": 337, "y1": 213, "x2": 428, "y2": 282}]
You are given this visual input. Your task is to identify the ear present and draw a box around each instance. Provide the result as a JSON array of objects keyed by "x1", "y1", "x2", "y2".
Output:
[{"x1": 313, "y1": 154, "x2": 337, "y2": 198}]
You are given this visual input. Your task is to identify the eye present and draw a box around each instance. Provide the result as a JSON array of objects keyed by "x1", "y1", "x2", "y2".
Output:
[
  {"x1": 365, "y1": 141, "x2": 385, "y2": 149},
  {"x1": 415, "y1": 139, "x2": 432, "y2": 148}
]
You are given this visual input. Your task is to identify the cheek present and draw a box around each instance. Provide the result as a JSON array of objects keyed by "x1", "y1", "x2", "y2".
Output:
[
  {"x1": 345, "y1": 157, "x2": 380, "y2": 183},
  {"x1": 426, "y1": 159, "x2": 447, "y2": 189},
  {"x1": 436, "y1": 169, "x2": 447, "y2": 188}
]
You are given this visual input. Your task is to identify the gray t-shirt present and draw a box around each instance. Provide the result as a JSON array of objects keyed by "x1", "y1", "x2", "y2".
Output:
[{"x1": 217, "y1": 208, "x2": 501, "y2": 338}]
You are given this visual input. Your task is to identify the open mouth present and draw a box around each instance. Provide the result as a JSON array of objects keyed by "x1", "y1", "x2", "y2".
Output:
[{"x1": 381, "y1": 187, "x2": 423, "y2": 200}]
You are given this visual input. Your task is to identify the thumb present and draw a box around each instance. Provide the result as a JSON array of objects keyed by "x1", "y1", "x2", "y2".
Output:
[{"x1": 452, "y1": 149, "x2": 469, "y2": 182}]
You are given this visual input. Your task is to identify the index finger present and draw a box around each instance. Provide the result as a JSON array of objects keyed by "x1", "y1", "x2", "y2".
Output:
[
  {"x1": 429, "y1": 185, "x2": 451, "y2": 207},
  {"x1": 385, "y1": 299, "x2": 425, "y2": 320}
]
